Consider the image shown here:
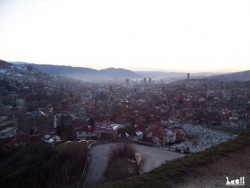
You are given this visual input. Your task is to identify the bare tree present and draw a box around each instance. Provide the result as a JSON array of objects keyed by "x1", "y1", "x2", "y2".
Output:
[{"x1": 104, "y1": 143, "x2": 139, "y2": 181}]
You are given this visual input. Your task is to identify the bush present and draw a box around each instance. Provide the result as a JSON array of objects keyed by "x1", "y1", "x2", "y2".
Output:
[
  {"x1": 108, "y1": 143, "x2": 136, "y2": 162},
  {"x1": 104, "y1": 143, "x2": 138, "y2": 181}
]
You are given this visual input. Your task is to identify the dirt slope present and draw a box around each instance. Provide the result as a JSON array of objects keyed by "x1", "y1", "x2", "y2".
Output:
[{"x1": 169, "y1": 146, "x2": 250, "y2": 188}]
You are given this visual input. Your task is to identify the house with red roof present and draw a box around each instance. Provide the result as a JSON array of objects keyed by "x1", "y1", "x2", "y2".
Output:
[
  {"x1": 75, "y1": 125, "x2": 97, "y2": 140},
  {"x1": 94, "y1": 122, "x2": 120, "y2": 140},
  {"x1": 145, "y1": 126, "x2": 186, "y2": 146}
]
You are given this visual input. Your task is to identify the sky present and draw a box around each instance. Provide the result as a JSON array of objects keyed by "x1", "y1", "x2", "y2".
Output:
[{"x1": 0, "y1": 0, "x2": 250, "y2": 73}]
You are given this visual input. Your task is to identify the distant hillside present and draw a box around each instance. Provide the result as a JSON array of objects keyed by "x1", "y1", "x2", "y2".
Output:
[
  {"x1": 136, "y1": 71, "x2": 217, "y2": 81},
  {"x1": 0, "y1": 60, "x2": 49, "y2": 82},
  {"x1": 0, "y1": 60, "x2": 12, "y2": 69},
  {"x1": 11, "y1": 61, "x2": 247, "y2": 83},
  {"x1": 136, "y1": 71, "x2": 187, "y2": 78},
  {"x1": 209, "y1": 70, "x2": 250, "y2": 81},
  {"x1": 12, "y1": 62, "x2": 138, "y2": 82},
  {"x1": 99, "y1": 68, "x2": 137, "y2": 78},
  {"x1": 0, "y1": 60, "x2": 91, "y2": 96},
  {"x1": 27, "y1": 64, "x2": 97, "y2": 76}
]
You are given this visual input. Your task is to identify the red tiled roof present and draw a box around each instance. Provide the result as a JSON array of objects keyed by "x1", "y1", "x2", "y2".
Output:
[
  {"x1": 147, "y1": 127, "x2": 164, "y2": 139},
  {"x1": 14, "y1": 132, "x2": 40, "y2": 142}
]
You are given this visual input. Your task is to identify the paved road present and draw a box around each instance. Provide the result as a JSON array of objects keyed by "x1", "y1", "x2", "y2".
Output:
[{"x1": 83, "y1": 143, "x2": 184, "y2": 188}]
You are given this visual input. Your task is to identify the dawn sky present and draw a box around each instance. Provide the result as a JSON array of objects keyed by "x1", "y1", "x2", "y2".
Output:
[{"x1": 0, "y1": 0, "x2": 250, "y2": 73}]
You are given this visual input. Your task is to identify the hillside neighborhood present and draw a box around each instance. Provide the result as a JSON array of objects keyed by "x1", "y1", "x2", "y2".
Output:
[
  {"x1": 0, "y1": 60, "x2": 250, "y2": 187},
  {"x1": 1, "y1": 60, "x2": 249, "y2": 148}
]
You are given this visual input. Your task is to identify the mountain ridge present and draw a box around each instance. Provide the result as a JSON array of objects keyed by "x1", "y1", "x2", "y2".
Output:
[
  {"x1": 208, "y1": 70, "x2": 250, "y2": 81},
  {"x1": 8, "y1": 61, "x2": 250, "y2": 82},
  {"x1": 12, "y1": 62, "x2": 138, "y2": 81}
]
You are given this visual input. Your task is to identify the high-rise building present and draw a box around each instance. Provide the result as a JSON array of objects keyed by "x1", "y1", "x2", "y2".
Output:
[
  {"x1": 125, "y1": 79, "x2": 130, "y2": 85},
  {"x1": 149, "y1": 77, "x2": 152, "y2": 84},
  {"x1": 187, "y1": 73, "x2": 190, "y2": 80}
]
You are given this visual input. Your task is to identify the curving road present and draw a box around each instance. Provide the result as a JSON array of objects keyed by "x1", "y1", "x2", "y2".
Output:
[{"x1": 83, "y1": 143, "x2": 184, "y2": 188}]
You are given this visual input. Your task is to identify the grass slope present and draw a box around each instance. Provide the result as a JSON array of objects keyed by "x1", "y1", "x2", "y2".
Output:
[{"x1": 97, "y1": 132, "x2": 250, "y2": 188}]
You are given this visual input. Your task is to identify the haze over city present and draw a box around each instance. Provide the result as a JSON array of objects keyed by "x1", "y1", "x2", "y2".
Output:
[{"x1": 1, "y1": 0, "x2": 250, "y2": 72}]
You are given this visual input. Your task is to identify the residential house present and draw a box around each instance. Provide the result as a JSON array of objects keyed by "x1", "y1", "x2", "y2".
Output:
[
  {"x1": 94, "y1": 122, "x2": 119, "y2": 140},
  {"x1": 75, "y1": 125, "x2": 97, "y2": 140}
]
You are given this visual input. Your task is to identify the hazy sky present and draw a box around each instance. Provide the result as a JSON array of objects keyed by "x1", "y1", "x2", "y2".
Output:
[{"x1": 0, "y1": 0, "x2": 250, "y2": 72}]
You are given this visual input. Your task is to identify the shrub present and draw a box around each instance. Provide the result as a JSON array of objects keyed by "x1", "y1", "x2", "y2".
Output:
[{"x1": 104, "y1": 143, "x2": 138, "y2": 181}]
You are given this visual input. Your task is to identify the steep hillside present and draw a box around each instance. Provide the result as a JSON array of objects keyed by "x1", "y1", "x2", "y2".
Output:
[
  {"x1": 0, "y1": 60, "x2": 12, "y2": 69},
  {"x1": 0, "y1": 60, "x2": 47, "y2": 81}
]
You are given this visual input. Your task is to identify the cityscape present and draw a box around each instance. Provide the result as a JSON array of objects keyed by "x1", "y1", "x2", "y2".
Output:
[
  {"x1": 0, "y1": 59, "x2": 249, "y2": 187},
  {"x1": 1, "y1": 0, "x2": 250, "y2": 187}
]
